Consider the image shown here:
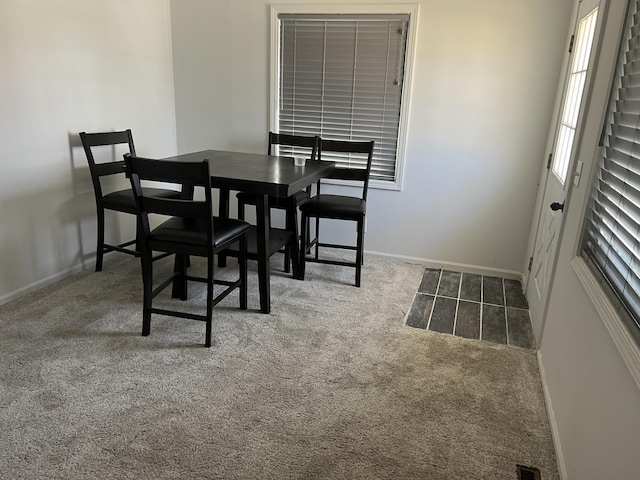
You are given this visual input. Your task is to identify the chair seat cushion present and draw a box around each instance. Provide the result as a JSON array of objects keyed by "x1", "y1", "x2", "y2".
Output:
[
  {"x1": 150, "y1": 216, "x2": 250, "y2": 248},
  {"x1": 102, "y1": 188, "x2": 180, "y2": 214},
  {"x1": 236, "y1": 189, "x2": 309, "y2": 209},
  {"x1": 300, "y1": 194, "x2": 366, "y2": 220}
]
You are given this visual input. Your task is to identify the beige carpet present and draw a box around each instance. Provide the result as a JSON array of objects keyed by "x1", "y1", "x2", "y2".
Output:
[{"x1": 0, "y1": 254, "x2": 559, "y2": 479}]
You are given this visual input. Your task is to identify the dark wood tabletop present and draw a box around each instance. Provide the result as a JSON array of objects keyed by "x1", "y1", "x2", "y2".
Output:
[{"x1": 161, "y1": 149, "x2": 335, "y2": 198}]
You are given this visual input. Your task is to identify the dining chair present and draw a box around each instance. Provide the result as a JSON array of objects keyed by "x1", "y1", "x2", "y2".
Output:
[
  {"x1": 299, "y1": 139, "x2": 375, "y2": 287},
  {"x1": 79, "y1": 130, "x2": 180, "y2": 271},
  {"x1": 236, "y1": 132, "x2": 319, "y2": 274},
  {"x1": 124, "y1": 154, "x2": 250, "y2": 348}
]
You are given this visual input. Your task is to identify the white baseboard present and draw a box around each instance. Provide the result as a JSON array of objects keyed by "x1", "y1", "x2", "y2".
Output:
[
  {"x1": 0, "y1": 262, "x2": 88, "y2": 307},
  {"x1": 536, "y1": 349, "x2": 567, "y2": 480},
  {"x1": 2, "y1": 250, "x2": 525, "y2": 307},
  {"x1": 366, "y1": 250, "x2": 524, "y2": 282}
]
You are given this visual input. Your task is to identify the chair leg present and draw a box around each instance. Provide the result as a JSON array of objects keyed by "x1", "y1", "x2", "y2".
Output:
[
  {"x1": 361, "y1": 225, "x2": 365, "y2": 266},
  {"x1": 239, "y1": 235, "x2": 248, "y2": 310},
  {"x1": 218, "y1": 188, "x2": 231, "y2": 268},
  {"x1": 205, "y1": 255, "x2": 214, "y2": 348},
  {"x1": 95, "y1": 207, "x2": 105, "y2": 272},
  {"x1": 282, "y1": 199, "x2": 290, "y2": 273},
  {"x1": 284, "y1": 249, "x2": 291, "y2": 273},
  {"x1": 314, "y1": 217, "x2": 320, "y2": 259},
  {"x1": 141, "y1": 252, "x2": 153, "y2": 336},
  {"x1": 171, "y1": 254, "x2": 189, "y2": 300},
  {"x1": 304, "y1": 215, "x2": 311, "y2": 255},
  {"x1": 134, "y1": 219, "x2": 143, "y2": 258},
  {"x1": 355, "y1": 218, "x2": 365, "y2": 288},
  {"x1": 285, "y1": 200, "x2": 300, "y2": 278},
  {"x1": 237, "y1": 198, "x2": 246, "y2": 221},
  {"x1": 299, "y1": 212, "x2": 308, "y2": 281}
]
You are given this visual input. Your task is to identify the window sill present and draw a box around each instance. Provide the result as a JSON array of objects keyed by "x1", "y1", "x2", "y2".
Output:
[{"x1": 572, "y1": 256, "x2": 640, "y2": 390}]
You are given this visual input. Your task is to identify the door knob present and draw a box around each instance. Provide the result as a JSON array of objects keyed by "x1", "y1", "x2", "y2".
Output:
[{"x1": 550, "y1": 201, "x2": 565, "y2": 212}]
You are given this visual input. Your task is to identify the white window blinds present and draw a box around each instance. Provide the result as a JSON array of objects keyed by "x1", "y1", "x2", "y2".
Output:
[
  {"x1": 278, "y1": 14, "x2": 409, "y2": 182},
  {"x1": 581, "y1": 0, "x2": 640, "y2": 343}
]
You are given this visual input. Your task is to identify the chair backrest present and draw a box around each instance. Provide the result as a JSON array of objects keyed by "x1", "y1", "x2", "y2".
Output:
[
  {"x1": 318, "y1": 139, "x2": 375, "y2": 201},
  {"x1": 124, "y1": 154, "x2": 213, "y2": 247},
  {"x1": 79, "y1": 130, "x2": 136, "y2": 199},
  {"x1": 268, "y1": 132, "x2": 319, "y2": 161}
]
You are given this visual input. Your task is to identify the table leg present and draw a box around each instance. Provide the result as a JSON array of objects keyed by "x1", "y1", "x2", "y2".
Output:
[
  {"x1": 171, "y1": 253, "x2": 188, "y2": 299},
  {"x1": 256, "y1": 193, "x2": 270, "y2": 314},
  {"x1": 285, "y1": 196, "x2": 301, "y2": 279},
  {"x1": 171, "y1": 183, "x2": 195, "y2": 299},
  {"x1": 217, "y1": 187, "x2": 230, "y2": 268}
]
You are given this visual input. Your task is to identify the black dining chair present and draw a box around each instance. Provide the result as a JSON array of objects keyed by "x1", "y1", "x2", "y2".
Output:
[
  {"x1": 124, "y1": 154, "x2": 250, "y2": 348},
  {"x1": 236, "y1": 132, "x2": 319, "y2": 274},
  {"x1": 299, "y1": 139, "x2": 375, "y2": 287},
  {"x1": 80, "y1": 130, "x2": 180, "y2": 271}
]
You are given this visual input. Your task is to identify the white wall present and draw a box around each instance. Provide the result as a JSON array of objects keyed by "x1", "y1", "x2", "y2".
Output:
[
  {"x1": 169, "y1": 0, "x2": 573, "y2": 275},
  {"x1": 0, "y1": 0, "x2": 177, "y2": 302},
  {"x1": 537, "y1": 0, "x2": 640, "y2": 478}
]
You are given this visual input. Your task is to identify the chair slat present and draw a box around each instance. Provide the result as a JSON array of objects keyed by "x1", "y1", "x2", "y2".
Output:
[
  {"x1": 94, "y1": 161, "x2": 125, "y2": 176},
  {"x1": 81, "y1": 130, "x2": 133, "y2": 147},
  {"x1": 126, "y1": 156, "x2": 210, "y2": 187},
  {"x1": 327, "y1": 168, "x2": 367, "y2": 182},
  {"x1": 141, "y1": 196, "x2": 209, "y2": 219}
]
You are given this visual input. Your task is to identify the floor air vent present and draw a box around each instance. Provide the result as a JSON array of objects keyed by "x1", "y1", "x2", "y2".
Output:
[{"x1": 516, "y1": 465, "x2": 541, "y2": 480}]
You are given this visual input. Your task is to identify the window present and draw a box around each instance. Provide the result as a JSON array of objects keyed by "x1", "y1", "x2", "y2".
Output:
[
  {"x1": 270, "y1": 5, "x2": 418, "y2": 190},
  {"x1": 551, "y1": 6, "x2": 599, "y2": 184},
  {"x1": 581, "y1": 0, "x2": 640, "y2": 344}
]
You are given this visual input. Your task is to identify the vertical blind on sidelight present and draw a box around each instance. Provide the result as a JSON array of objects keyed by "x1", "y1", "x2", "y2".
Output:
[
  {"x1": 581, "y1": 0, "x2": 640, "y2": 343},
  {"x1": 278, "y1": 14, "x2": 409, "y2": 182}
]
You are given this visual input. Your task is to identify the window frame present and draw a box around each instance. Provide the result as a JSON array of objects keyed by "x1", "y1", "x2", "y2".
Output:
[
  {"x1": 269, "y1": 3, "x2": 419, "y2": 191},
  {"x1": 580, "y1": 0, "x2": 640, "y2": 343},
  {"x1": 575, "y1": 0, "x2": 640, "y2": 387}
]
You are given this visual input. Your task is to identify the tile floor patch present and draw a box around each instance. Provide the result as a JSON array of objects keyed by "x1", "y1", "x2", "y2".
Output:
[
  {"x1": 405, "y1": 293, "x2": 433, "y2": 330},
  {"x1": 418, "y1": 268, "x2": 440, "y2": 295},
  {"x1": 507, "y1": 307, "x2": 536, "y2": 349},
  {"x1": 460, "y1": 273, "x2": 482, "y2": 302},
  {"x1": 455, "y1": 300, "x2": 481, "y2": 339},
  {"x1": 483, "y1": 276, "x2": 505, "y2": 306},
  {"x1": 429, "y1": 297, "x2": 457, "y2": 334},
  {"x1": 482, "y1": 304, "x2": 507, "y2": 345},
  {"x1": 437, "y1": 271, "x2": 461, "y2": 298},
  {"x1": 504, "y1": 279, "x2": 529, "y2": 309},
  {"x1": 406, "y1": 268, "x2": 535, "y2": 349}
]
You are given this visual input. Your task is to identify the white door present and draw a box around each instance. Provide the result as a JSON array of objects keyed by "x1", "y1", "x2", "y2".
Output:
[{"x1": 526, "y1": 0, "x2": 604, "y2": 340}]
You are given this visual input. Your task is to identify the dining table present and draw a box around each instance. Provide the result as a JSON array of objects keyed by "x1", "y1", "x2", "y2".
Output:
[{"x1": 160, "y1": 149, "x2": 336, "y2": 314}]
